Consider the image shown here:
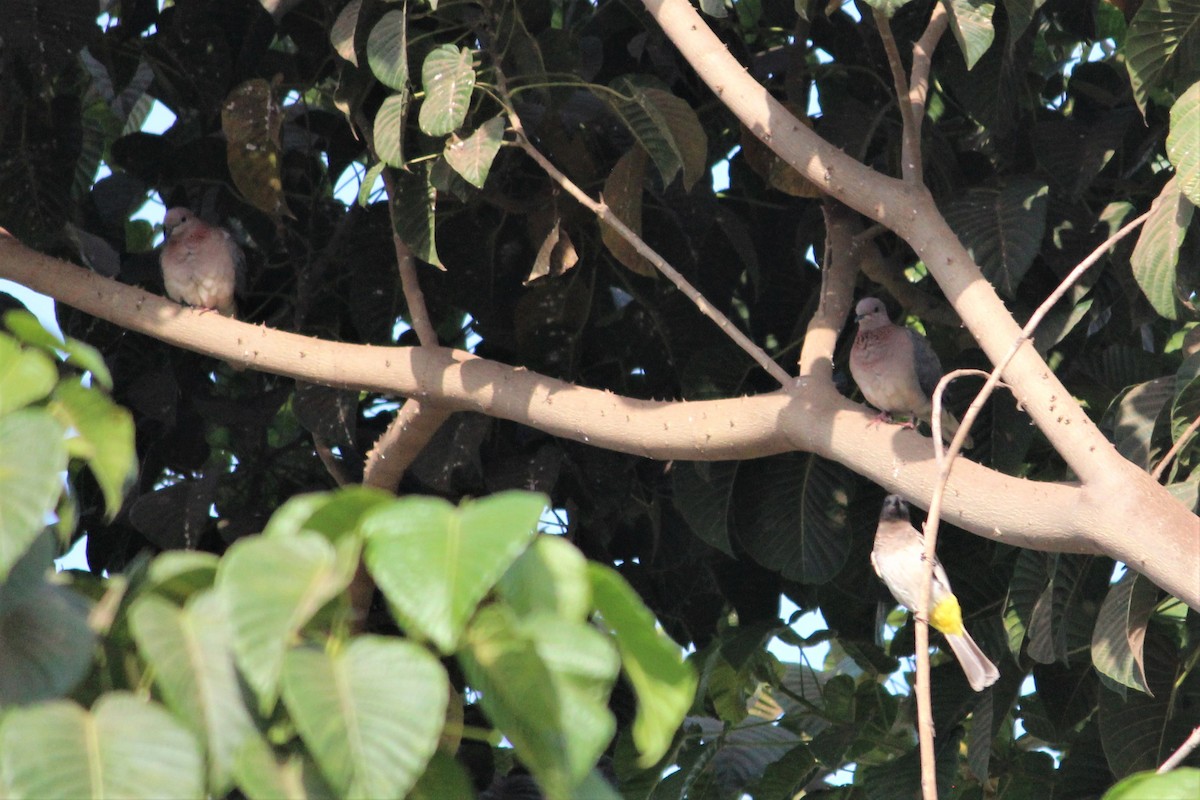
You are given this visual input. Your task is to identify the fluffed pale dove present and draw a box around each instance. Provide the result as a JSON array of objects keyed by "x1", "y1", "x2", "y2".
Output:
[
  {"x1": 160, "y1": 207, "x2": 244, "y2": 317},
  {"x1": 871, "y1": 495, "x2": 1000, "y2": 692},
  {"x1": 849, "y1": 296, "x2": 973, "y2": 447}
]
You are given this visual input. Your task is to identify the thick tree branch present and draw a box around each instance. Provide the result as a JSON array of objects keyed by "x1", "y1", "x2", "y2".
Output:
[{"x1": 2, "y1": 234, "x2": 1196, "y2": 608}]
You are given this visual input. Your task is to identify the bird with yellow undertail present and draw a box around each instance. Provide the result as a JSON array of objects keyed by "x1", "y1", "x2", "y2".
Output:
[{"x1": 871, "y1": 494, "x2": 999, "y2": 692}]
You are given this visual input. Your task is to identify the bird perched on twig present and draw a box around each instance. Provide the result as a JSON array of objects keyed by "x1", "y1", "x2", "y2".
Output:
[
  {"x1": 871, "y1": 495, "x2": 1000, "y2": 692},
  {"x1": 849, "y1": 296, "x2": 973, "y2": 447},
  {"x1": 160, "y1": 207, "x2": 244, "y2": 318}
]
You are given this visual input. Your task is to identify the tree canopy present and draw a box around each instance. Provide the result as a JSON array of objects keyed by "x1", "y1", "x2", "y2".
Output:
[{"x1": 1, "y1": 0, "x2": 1199, "y2": 798}]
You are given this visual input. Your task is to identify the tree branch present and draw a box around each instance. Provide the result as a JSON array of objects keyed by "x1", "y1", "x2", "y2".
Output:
[{"x1": 3, "y1": 233, "x2": 1196, "y2": 608}]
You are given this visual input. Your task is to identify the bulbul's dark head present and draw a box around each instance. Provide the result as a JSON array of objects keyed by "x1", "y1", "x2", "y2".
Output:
[{"x1": 880, "y1": 494, "x2": 911, "y2": 523}]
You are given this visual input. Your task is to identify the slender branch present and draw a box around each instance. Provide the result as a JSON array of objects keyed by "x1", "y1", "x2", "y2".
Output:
[
  {"x1": 1151, "y1": 412, "x2": 1200, "y2": 482},
  {"x1": 874, "y1": 11, "x2": 920, "y2": 183},
  {"x1": 909, "y1": 4, "x2": 949, "y2": 138},
  {"x1": 915, "y1": 207, "x2": 1155, "y2": 795},
  {"x1": 1158, "y1": 724, "x2": 1200, "y2": 773},
  {"x1": 504, "y1": 106, "x2": 794, "y2": 389}
]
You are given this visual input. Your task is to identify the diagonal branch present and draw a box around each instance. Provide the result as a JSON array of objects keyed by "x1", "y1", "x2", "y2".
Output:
[{"x1": 504, "y1": 104, "x2": 794, "y2": 389}]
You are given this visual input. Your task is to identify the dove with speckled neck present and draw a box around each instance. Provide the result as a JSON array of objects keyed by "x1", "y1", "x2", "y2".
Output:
[{"x1": 849, "y1": 297, "x2": 973, "y2": 447}]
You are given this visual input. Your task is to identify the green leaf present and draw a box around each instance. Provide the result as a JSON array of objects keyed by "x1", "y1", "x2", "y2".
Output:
[
  {"x1": 941, "y1": 177, "x2": 1049, "y2": 297},
  {"x1": 0, "y1": 409, "x2": 67, "y2": 582},
  {"x1": 218, "y1": 532, "x2": 360, "y2": 713},
  {"x1": 406, "y1": 750, "x2": 476, "y2": 800},
  {"x1": 233, "y1": 737, "x2": 335, "y2": 800},
  {"x1": 358, "y1": 161, "x2": 386, "y2": 207},
  {"x1": 605, "y1": 78, "x2": 708, "y2": 190},
  {"x1": 861, "y1": 1, "x2": 918, "y2": 18},
  {"x1": 373, "y1": 93, "x2": 408, "y2": 168},
  {"x1": 390, "y1": 164, "x2": 441, "y2": 267},
  {"x1": 0, "y1": 694, "x2": 203, "y2": 800},
  {"x1": 3, "y1": 310, "x2": 113, "y2": 389},
  {"x1": 496, "y1": 534, "x2": 592, "y2": 621},
  {"x1": 600, "y1": 147, "x2": 656, "y2": 277},
  {"x1": 460, "y1": 605, "x2": 618, "y2": 800},
  {"x1": 362, "y1": 491, "x2": 545, "y2": 653},
  {"x1": 732, "y1": 453, "x2": 854, "y2": 584},
  {"x1": 444, "y1": 115, "x2": 506, "y2": 188},
  {"x1": 418, "y1": 45, "x2": 475, "y2": 136},
  {"x1": 0, "y1": 531, "x2": 95, "y2": 706},
  {"x1": 366, "y1": 9, "x2": 408, "y2": 91},
  {"x1": 671, "y1": 461, "x2": 738, "y2": 556},
  {"x1": 1172, "y1": 353, "x2": 1200, "y2": 448},
  {"x1": 945, "y1": 0, "x2": 997, "y2": 69},
  {"x1": 330, "y1": 0, "x2": 362, "y2": 66},
  {"x1": 49, "y1": 380, "x2": 135, "y2": 519},
  {"x1": 0, "y1": 333, "x2": 56, "y2": 415},
  {"x1": 1125, "y1": 0, "x2": 1200, "y2": 113},
  {"x1": 262, "y1": 485, "x2": 392, "y2": 545},
  {"x1": 1104, "y1": 768, "x2": 1200, "y2": 799},
  {"x1": 222, "y1": 78, "x2": 288, "y2": 217},
  {"x1": 1130, "y1": 177, "x2": 1195, "y2": 320},
  {"x1": 588, "y1": 563, "x2": 697, "y2": 767},
  {"x1": 144, "y1": 550, "x2": 220, "y2": 604},
  {"x1": 281, "y1": 637, "x2": 449, "y2": 800},
  {"x1": 129, "y1": 591, "x2": 261, "y2": 794},
  {"x1": 1168, "y1": 80, "x2": 1200, "y2": 206},
  {"x1": 1090, "y1": 571, "x2": 1159, "y2": 695}
]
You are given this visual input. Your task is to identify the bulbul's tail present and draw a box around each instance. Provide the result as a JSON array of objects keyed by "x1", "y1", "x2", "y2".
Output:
[{"x1": 944, "y1": 630, "x2": 1000, "y2": 691}]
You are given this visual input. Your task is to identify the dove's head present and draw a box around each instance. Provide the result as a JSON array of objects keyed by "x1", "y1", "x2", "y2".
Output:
[
  {"x1": 163, "y1": 207, "x2": 195, "y2": 237},
  {"x1": 854, "y1": 297, "x2": 890, "y2": 331}
]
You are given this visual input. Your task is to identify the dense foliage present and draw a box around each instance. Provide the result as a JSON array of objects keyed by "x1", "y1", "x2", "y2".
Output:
[{"x1": 1, "y1": 0, "x2": 1199, "y2": 797}]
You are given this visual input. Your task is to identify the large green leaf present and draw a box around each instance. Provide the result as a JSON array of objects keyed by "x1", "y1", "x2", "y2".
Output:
[
  {"x1": 129, "y1": 591, "x2": 261, "y2": 794},
  {"x1": 1104, "y1": 768, "x2": 1200, "y2": 799},
  {"x1": 588, "y1": 563, "x2": 697, "y2": 767},
  {"x1": 0, "y1": 694, "x2": 203, "y2": 800},
  {"x1": 444, "y1": 115, "x2": 506, "y2": 188},
  {"x1": 366, "y1": 8, "x2": 408, "y2": 91},
  {"x1": 373, "y1": 93, "x2": 408, "y2": 168},
  {"x1": 362, "y1": 491, "x2": 545, "y2": 653},
  {"x1": 1090, "y1": 571, "x2": 1159, "y2": 695},
  {"x1": 217, "y1": 532, "x2": 360, "y2": 713},
  {"x1": 461, "y1": 604, "x2": 618, "y2": 800},
  {"x1": 1168, "y1": 80, "x2": 1200, "y2": 205},
  {"x1": 418, "y1": 45, "x2": 475, "y2": 136},
  {"x1": 262, "y1": 485, "x2": 392, "y2": 545},
  {"x1": 50, "y1": 380, "x2": 135, "y2": 518},
  {"x1": 0, "y1": 333, "x2": 56, "y2": 415},
  {"x1": 4, "y1": 310, "x2": 113, "y2": 389},
  {"x1": 330, "y1": 0, "x2": 361, "y2": 65},
  {"x1": 281, "y1": 637, "x2": 449, "y2": 800},
  {"x1": 941, "y1": 177, "x2": 1049, "y2": 297},
  {"x1": 732, "y1": 453, "x2": 854, "y2": 584},
  {"x1": 0, "y1": 409, "x2": 67, "y2": 582},
  {"x1": 495, "y1": 534, "x2": 591, "y2": 621},
  {"x1": 945, "y1": 0, "x2": 997, "y2": 69},
  {"x1": 1125, "y1": 0, "x2": 1200, "y2": 113},
  {"x1": 671, "y1": 460, "x2": 739, "y2": 556},
  {"x1": 390, "y1": 164, "x2": 441, "y2": 267},
  {"x1": 1172, "y1": 353, "x2": 1200, "y2": 449},
  {"x1": 233, "y1": 736, "x2": 335, "y2": 800},
  {"x1": 1099, "y1": 635, "x2": 1198, "y2": 776},
  {"x1": 0, "y1": 531, "x2": 95, "y2": 706},
  {"x1": 1131, "y1": 177, "x2": 1196, "y2": 321}
]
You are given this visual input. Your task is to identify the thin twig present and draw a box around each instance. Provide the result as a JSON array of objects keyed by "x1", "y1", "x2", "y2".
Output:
[
  {"x1": 918, "y1": 207, "x2": 1153, "y2": 798},
  {"x1": 909, "y1": 4, "x2": 948, "y2": 144},
  {"x1": 504, "y1": 105, "x2": 794, "y2": 389},
  {"x1": 1158, "y1": 724, "x2": 1200, "y2": 773},
  {"x1": 1151, "y1": 412, "x2": 1200, "y2": 482}
]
